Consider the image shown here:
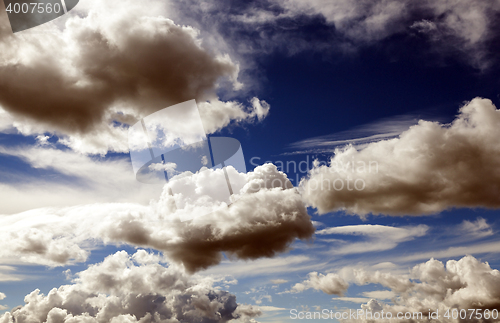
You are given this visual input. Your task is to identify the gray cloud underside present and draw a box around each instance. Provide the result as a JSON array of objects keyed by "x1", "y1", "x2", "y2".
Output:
[{"x1": 0, "y1": 164, "x2": 314, "y2": 273}]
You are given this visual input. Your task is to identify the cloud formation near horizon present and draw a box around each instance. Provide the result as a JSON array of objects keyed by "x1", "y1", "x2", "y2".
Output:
[
  {"x1": 300, "y1": 98, "x2": 500, "y2": 216},
  {"x1": 290, "y1": 255, "x2": 500, "y2": 322},
  {"x1": 338, "y1": 255, "x2": 500, "y2": 323},
  {"x1": 0, "y1": 250, "x2": 261, "y2": 323}
]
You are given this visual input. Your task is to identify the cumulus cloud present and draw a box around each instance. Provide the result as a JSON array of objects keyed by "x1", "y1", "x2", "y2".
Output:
[
  {"x1": 336, "y1": 255, "x2": 500, "y2": 322},
  {"x1": 0, "y1": 164, "x2": 314, "y2": 272},
  {"x1": 0, "y1": 250, "x2": 261, "y2": 323},
  {"x1": 0, "y1": 292, "x2": 5, "y2": 310},
  {"x1": 300, "y1": 98, "x2": 500, "y2": 217},
  {"x1": 0, "y1": 0, "x2": 269, "y2": 154},
  {"x1": 291, "y1": 255, "x2": 500, "y2": 322},
  {"x1": 290, "y1": 272, "x2": 349, "y2": 296}
]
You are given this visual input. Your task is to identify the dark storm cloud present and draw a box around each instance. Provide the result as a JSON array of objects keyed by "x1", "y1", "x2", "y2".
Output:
[{"x1": 0, "y1": 1, "x2": 237, "y2": 134}]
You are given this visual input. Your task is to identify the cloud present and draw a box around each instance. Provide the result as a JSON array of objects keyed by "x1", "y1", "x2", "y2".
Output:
[
  {"x1": 0, "y1": 266, "x2": 22, "y2": 282},
  {"x1": 337, "y1": 255, "x2": 500, "y2": 322},
  {"x1": 225, "y1": 0, "x2": 500, "y2": 68},
  {"x1": 290, "y1": 272, "x2": 349, "y2": 296},
  {"x1": 0, "y1": 292, "x2": 6, "y2": 309},
  {"x1": 270, "y1": 279, "x2": 288, "y2": 285},
  {"x1": 458, "y1": 217, "x2": 494, "y2": 239},
  {"x1": 0, "y1": 145, "x2": 163, "y2": 214},
  {"x1": 285, "y1": 114, "x2": 422, "y2": 155},
  {"x1": 336, "y1": 297, "x2": 371, "y2": 304},
  {"x1": 291, "y1": 255, "x2": 500, "y2": 322},
  {"x1": 252, "y1": 306, "x2": 285, "y2": 312},
  {"x1": 361, "y1": 290, "x2": 395, "y2": 300},
  {"x1": 316, "y1": 224, "x2": 428, "y2": 255},
  {"x1": 300, "y1": 98, "x2": 500, "y2": 217},
  {"x1": 0, "y1": 163, "x2": 314, "y2": 272},
  {"x1": 0, "y1": 0, "x2": 269, "y2": 154},
  {"x1": 202, "y1": 255, "x2": 319, "y2": 278},
  {"x1": 395, "y1": 240, "x2": 500, "y2": 264},
  {"x1": 0, "y1": 250, "x2": 261, "y2": 323}
]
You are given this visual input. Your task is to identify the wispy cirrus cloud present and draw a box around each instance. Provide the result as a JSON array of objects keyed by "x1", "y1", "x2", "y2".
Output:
[
  {"x1": 176, "y1": 0, "x2": 500, "y2": 69},
  {"x1": 0, "y1": 145, "x2": 163, "y2": 214},
  {"x1": 284, "y1": 114, "x2": 424, "y2": 155},
  {"x1": 316, "y1": 224, "x2": 428, "y2": 255}
]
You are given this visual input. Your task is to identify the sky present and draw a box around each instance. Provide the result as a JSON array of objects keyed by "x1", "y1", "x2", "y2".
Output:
[{"x1": 0, "y1": 0, "x2": 500, "y2": 322}]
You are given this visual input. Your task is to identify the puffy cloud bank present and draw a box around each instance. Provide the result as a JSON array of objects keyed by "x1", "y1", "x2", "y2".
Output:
[
  {"x1": 290, "y1": 272, "x2": 349, "y2": 296},
  {"x1": 0, "y1": 0, "x2": 269, "y2": 154},
  {"x1": 0, "y1": 250, "x2": 261, "y2": 323},
  {"x1": 344, "y1": 255, "x2": 500, "y2": 323},
  {"x1": 300, "y1": 98, "x2": 500, "y2": 216},
  {"x1": 292, "y1": 255, "x2": 500, "y2": 322},
  {"x1": 0, "y1": 164, "x2": 314, "y2": 272}
]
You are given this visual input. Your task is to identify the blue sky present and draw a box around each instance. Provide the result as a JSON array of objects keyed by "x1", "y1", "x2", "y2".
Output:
[{"x1": 1, "y1": 1, "x2": 500, "y2": 322}]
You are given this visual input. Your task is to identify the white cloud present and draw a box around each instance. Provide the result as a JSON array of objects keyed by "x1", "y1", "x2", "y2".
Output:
[
  {"x1": 396, "y1": 240, "x2": 500, "y2": 263},
  {"x1": 300, "y1": 98, "x2": 500, "y2": 217},
  {"x1": 292, "y1": 255, "x2": 500, "y2": 322},
  {"x1": 0, "y1": 250, "x2": 262, "y2": 323},
  {"x1": 339, "y1": 255, "x2": 500, "y2": 322},
  {"x1": 317, "y1": 224, "x2": 428, "y2": 255},
  {"x1": 0, "y1": 164, "x2": 314, "y2": 272},
  {"x1": 290, "y1": 272, "x2": 349, "y2": 296},
  {"x1": 0, "y1": 265, "x2": 23, "y2": 282},
  {"x1": 0, "y1": 292, "x2": 8, "y2": 311},
  {"x1": 274, "y1": 0, "x2": 410, "y2": 42},
  {"x1": 458, "y1": 217, "x2": 494, "y2": 238},
  {"x1": 203, "y1": 255, "x2": 318, "y2": 278},
  {"x1": 286, "y1": 114, "x2": 422, "y2": 155},
  {"x1": 361, "y1": 290, "x2": 396, "y2": 300},
  {"x1": 0, "y1": 146, "x2": 163, "y2": 214}
]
